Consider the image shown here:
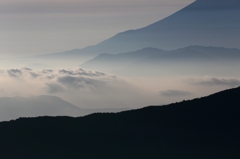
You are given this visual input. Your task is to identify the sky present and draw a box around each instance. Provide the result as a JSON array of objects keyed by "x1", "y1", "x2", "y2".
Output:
[
  {"x1": 0, "y1": 0, "x2": 194, "y2": 58},
  {"x1": 0, "y1": 0, "x2": 239, "y2": 121}
]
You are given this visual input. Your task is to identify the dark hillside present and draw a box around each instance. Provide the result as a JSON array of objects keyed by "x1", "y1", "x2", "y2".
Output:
[{"x1": 0, "y1": 87, "x2": 239, "y2": 158}]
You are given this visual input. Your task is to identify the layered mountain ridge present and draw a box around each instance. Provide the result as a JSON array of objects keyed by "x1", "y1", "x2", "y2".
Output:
[{"x1": 81, "y1": 46, "x2": 240, "y2": 76}]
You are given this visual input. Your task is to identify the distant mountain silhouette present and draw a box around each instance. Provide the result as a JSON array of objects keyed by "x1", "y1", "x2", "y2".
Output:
[
  {"x1": 81, "y1": 46, "x2": 240, "y2": 75},
  {"x1": 0, "y1": 86, "x2": 239, "y2": 158},
  {"x1": 84, "y1": 0, "x2": 239, "y2": 53},
  {"x1": 0, "y1": 95, "x2": 127, "y2": 121},
  {"x1": 82, "y1": 47, "x2": 165, "y2": 72},
  {"x1": 31, "y1": 0, "x2": 240, "y2": 61},
  {"x1": 0, "y1": 95, "x2": 87, "y2": 121}
]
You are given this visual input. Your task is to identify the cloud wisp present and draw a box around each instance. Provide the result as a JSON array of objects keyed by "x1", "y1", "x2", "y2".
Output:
[
  {"x1": 0, "y1": 67, "x2": 152, "y2": 109},
  {"x1": 160, "y1": 89, "x2": 192, "y2": 97},
  {"x1": 0, "y1": 67, "x2": 116, "y2": 92},
  {"x1": 1, "y1": 68, "x2": 239, "y2": 109},
  {"x1": 186, "y1": 77, "x2": 240, "y2": 87}
]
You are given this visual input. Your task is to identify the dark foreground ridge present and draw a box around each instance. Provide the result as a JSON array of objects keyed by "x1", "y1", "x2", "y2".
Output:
[{"x1": 0, "y1": 87, "x2": 240, "y2": 158}]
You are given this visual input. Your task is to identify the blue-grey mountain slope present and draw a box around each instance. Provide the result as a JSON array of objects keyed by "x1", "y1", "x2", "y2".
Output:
[
  {"x1": 81, "y1": 46, "x2": 240, "y2": 76},
  {"x1": 31, "y1": 0, "x2": 240, "y2": 61},
  {"x1": 81, "y1": 47, "x2": 165, "y2": 72},
  {"x1": 79, "y1": 0, "x2": 240, "y2": 54}
]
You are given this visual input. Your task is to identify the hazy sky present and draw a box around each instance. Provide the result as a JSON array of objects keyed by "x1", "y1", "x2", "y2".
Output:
[{"x1": 0, "y1": 0, "x2": 194, "y2": 58}]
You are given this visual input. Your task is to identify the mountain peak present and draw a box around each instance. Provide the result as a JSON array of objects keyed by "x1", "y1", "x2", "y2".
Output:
[
  {"x1": 47, "y1": 0, "x2": 240, "y2": 57},
  {"x1": 88, "y1": 0, "x2": 240, "y2": 52}
]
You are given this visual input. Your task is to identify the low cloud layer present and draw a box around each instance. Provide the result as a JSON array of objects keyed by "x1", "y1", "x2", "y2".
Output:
[
  {"x1": 0, "y1": 68, "x2": 152, "y2": 108},
  {"x1": 0, "y1": 67, "x2": 118, "y2": 93},
  {"x1": 160, "y1": 89, "x2": 191, "y2": 97},
  {"x1": 1, "y1": 68, "x2": 239, "y2": 109},
  {"x1": 186, "y1": 77, "x2": 240, "y2": 87}
]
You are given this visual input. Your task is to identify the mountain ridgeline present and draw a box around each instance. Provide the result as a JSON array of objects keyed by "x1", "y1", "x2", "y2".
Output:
[
  {"x1": 0, "y1": 95, "x2": 86, "y2": 121},
  {"x1": 0, "y1": 95, "x2": 127, "y2": 122},
  {"x1": 31, "y1": 0, "x2": 240, "y2": 62},
  {"x1": 0, "y1": 87, "x2": 239, "y2": 158},
  {"x1": 81, "y1": 46, "x2": 240, "y2": 76},
  {"x1": 85, "y1": 0, "x2": 240, "y2": 53}
]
